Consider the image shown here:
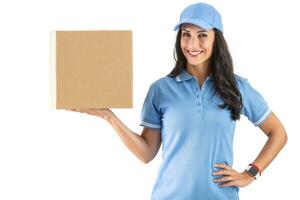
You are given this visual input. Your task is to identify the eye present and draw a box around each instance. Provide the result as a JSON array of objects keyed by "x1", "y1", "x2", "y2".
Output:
[
  {"x1": 182, "y1": 32, "x2": 190, "y2": 37},
  {"x1": 198, "y1": 34, "x2": 207, "y2": 38}
]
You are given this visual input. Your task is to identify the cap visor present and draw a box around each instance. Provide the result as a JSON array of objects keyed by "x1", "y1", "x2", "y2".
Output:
[{"x1": 173, "y1": 19, "x2": 213, "y2": 31}]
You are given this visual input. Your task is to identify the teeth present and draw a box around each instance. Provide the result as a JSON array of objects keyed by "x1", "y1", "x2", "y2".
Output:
[{"x1": 188, "y1": 51, "x2": 202, "y2": 56}]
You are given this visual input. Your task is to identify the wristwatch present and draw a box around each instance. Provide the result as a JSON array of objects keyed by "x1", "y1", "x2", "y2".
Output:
[{"x1": 246, "y1": 163, "x2": 261, "y2": 179}]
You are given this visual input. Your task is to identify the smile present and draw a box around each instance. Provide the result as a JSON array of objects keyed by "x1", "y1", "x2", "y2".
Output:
[{"x1": 187, "y1": 50, "x2": 204, "y2": 57}]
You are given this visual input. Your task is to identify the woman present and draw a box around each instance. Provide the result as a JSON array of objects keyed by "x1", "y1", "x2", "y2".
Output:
[{"x1": 68, "y1": 2, "x2": 287, "y2": 200}]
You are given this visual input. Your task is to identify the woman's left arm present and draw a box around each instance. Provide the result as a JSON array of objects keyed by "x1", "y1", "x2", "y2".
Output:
[
  {"x1": 213, "y1": 112, "x2": 288, "y2": 188},
  {"x1": 249, "y1": 111, "x2": 288, "y2": 172}
]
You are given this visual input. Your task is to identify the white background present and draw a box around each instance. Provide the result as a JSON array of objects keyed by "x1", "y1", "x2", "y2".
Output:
[{"x1": 0, "y1": 0, "x2": 299, "y2": 199}]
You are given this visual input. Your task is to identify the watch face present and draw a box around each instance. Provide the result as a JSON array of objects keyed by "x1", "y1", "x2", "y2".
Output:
[{"x1": 248, "y1": 166, "x2": 259, "y2": 177}]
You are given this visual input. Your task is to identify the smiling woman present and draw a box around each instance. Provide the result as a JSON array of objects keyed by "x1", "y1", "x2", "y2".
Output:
[{"x1": 66, "y1": 2, "x2": 287, "y2": 200}]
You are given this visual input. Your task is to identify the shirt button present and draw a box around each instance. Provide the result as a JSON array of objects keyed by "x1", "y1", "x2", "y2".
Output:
[
  {"x1": 197, "y1": 95, "x2": 199, "y2": 98},
  {"x1": 197, "y1": 103, "x2": 201, "y2": 106}
]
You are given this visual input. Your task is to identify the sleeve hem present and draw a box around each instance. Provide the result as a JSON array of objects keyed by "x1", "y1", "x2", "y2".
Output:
[
  {"x1": 254, "y1": 108, "x2": 272, "y2": 126},
  {"x1": 140, "y1": 121, "x2": 161, "y2": 129}
]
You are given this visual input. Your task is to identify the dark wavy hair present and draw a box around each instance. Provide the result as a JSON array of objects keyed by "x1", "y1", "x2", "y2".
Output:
[{"x1": 167, "y1": 26, "x2": 243, "y2": 121}]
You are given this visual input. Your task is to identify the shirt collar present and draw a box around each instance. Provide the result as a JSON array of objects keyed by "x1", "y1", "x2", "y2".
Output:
[{"x1": 175, "y1": 68, "x2": 213, "y2": 83}]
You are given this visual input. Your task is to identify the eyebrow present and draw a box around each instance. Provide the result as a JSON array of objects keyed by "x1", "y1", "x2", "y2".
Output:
[{"x1": 182, "y1": 28, "x2": 208, "y2": 33}]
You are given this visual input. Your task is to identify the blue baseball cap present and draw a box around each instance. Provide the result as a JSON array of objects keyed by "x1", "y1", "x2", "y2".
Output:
[{"x1": 173, "y1": 2, "x2": 223, "y2": 33}]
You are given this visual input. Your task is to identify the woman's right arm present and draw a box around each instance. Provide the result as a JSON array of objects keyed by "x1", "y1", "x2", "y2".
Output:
[
  {"x1": 68, "y1": 108, "x2": 161, "y2": 164},
  {"x1": 106, "y1": 110, "x2": 162, "y2": 164}
]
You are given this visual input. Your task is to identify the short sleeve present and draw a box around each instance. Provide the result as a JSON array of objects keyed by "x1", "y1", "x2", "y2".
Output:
[
  {"x1": 240, "y1": 78, "x2": 272, "y2": 127},
  {"x1": 139, "y1": 84, "x2": 162, "y2": 130}
]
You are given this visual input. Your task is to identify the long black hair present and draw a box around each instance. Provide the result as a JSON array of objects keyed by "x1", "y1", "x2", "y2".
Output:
[{"x1": 167, "y1": 26, "x2": 243, "y2": 121}]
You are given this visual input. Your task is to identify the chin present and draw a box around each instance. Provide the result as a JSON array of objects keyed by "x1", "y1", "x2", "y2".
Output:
[{"x1": 187, "y1": 59, "x2": 205, "y2": 66}]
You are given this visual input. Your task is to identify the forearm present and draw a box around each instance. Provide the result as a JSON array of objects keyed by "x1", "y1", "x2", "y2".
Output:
[
  {"x1": 105, "y1": 111, "x2": 150, "y2": 163},
  {"x1": 251, "y1": 131, "x2": 288, "y2": 173}
]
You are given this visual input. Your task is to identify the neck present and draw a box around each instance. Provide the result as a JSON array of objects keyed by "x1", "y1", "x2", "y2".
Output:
[{"x1": 186, "y1": 60, "x2": 212, "y2": 83}]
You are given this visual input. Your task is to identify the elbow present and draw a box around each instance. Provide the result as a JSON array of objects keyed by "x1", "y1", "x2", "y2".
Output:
[
  {"x1": 140, "y1": 156, "x2": 152, "y2": 164},
  {"x1": 142, "y1": 160, "x2": 150, "y2": 164},
  {"x1": 283, "y1": 131, "x2": 288, "y2": 146},
  {"x1": 269, "y1": 129, "x2": 288, "y2": 147},
  {"x1": 139, "y1": 147, "x2": 157, "y2": 164},
  {"x1": 138, "y1": 156, "x2": 148, "y2": 164},
  {"x1": 139, "y1": 154, "x2": 154, "y2": 164},
  {"x1": 280, "y1": 128, "x2": 288, "y2": 147}
]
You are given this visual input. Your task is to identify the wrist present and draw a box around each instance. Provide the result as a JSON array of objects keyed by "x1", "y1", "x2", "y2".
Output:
[
  {"x1": 245, "y1": 163, "x2": 262, "y2": 180},
  {"x1": 249, "y1": 163, "x2": 262, "y2": 176},
  {"x1": 105, "y1": 110, "x2": 114, "y2": 122},
  {"x1": 243, "y1": 170, "x2": 256, "y2": 181}
]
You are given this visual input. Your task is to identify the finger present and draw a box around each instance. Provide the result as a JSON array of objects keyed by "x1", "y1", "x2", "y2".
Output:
[
  {"x1": 219, "y1": 180, "x2": 237, "y2": 188},
  {"x1": 213, "y1": 169, "x2": 232, "y2": 176},
  {"x1": 80, "y1": 109, "x2": 95, "y2": 115},
  {"x1": 77, "y1": 109, "x2": 88, "y2": 113},
  {"x1": 214, "y1": 163, "x2": 231, "y2": 170},
  {"x1": 214, "y1": 175, "x2": 234, "y2": 183}
]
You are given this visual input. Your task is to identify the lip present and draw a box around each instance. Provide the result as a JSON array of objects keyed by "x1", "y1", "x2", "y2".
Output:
[{"x1": 187, "y1": 50, "x2": 204, "y2": 57}]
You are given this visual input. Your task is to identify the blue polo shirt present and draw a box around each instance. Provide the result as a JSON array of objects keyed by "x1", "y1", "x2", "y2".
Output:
[{"x1": 140, "y1": 68, "x2": 272, "y2": 200}]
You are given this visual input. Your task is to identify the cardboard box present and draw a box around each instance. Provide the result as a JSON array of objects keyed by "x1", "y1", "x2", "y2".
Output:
[{"x1": 50, "y1": 30, "x2": 133, "y2": 109}]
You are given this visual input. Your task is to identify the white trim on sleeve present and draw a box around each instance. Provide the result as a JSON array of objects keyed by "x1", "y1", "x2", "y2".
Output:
[
  {"x1": 254, "y1": 108, "x2": 272, "y2": 126},
  {"x1": 140, "y1": 121, "x2": 161, "y2": 129}
]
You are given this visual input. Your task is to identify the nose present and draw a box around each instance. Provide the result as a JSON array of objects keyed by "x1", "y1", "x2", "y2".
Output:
[{"x1": 187, "y1": 35, "x2": 200, "y2": 50}]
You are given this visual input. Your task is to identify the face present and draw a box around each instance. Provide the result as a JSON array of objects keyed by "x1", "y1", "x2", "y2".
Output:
[{"x1": 180, "y1": 23, "x2": 215, "y2": 67}]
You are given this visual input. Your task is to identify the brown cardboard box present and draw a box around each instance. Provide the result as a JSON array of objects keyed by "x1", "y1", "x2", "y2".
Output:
[{"x1": 50, "y1": 30, "x2": 133, "y2": 109}]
